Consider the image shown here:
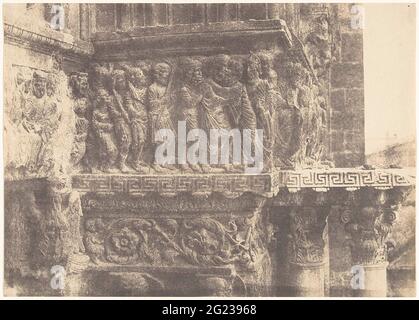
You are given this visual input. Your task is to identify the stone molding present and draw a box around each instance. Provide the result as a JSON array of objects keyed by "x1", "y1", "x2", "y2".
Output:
[
  {"x1": 4, "y1": 23, "x2": 93, "y2": 62},
  {"x1": 92, "y1": 19, "x2": 292, "y2": 60},
  {"x1": 279, "y1": 169, "x2": 414, "y2": 192},
  {"x1": 72, "y1": 169, "x2": 414, "y2": 197}
]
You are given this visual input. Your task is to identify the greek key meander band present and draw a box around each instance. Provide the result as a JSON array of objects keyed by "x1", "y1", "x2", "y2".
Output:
[{"x1": 72, "y1": 169, "x2": 414, "y2": 195}]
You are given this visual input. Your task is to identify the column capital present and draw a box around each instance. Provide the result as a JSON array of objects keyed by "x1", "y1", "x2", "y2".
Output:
[
  {"x1": 340, "y1": 187, "x2": 412, "y2": 266},
  {"x1": 287, "y1": 206, "x2": 329, "y2": 266}
]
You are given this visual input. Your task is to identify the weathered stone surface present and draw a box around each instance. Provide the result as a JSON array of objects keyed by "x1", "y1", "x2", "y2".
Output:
[
  {"x1": 3, "y1": 3, "x2": 414, "y2": 298},
  {"x1": 328, "y1": 4, "x2": 366, "y2": 167},
  {"x1": 331, "y1": 63, "x2": 364, "y2": 89},
  {"x1": 331, "y1": 89, "x2": 346, "y2": 111},
  {"x1": 342, "y1": 33, "x2": 364, "y2": 63}
]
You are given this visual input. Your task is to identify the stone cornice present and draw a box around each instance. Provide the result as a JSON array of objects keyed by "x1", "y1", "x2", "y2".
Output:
[
  {"x1": 72, "y1": 173, "x2": 278, "y2": 198},
  {"x1": 91, "y1": 19, "x2": 292, "y2": 61},
  {"x1": 71, "y1": 169, "x2": 414, "y2": 197},
  {"x1": 3, "y1": 23, "x2": 94, "y2": 62},
  {"x1": 279, "y1": 169, "x2": 414, "y2": 193}
]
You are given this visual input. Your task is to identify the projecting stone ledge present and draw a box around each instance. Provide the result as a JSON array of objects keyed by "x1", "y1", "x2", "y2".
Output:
[
  {"x1": 71, "y1": 168, "x2": 414, "y2": 197},
  {"x1": 278, "y1": 168, "x2": 414, "y2": 192}
]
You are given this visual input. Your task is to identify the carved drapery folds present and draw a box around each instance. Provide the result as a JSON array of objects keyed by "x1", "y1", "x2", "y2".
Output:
[
  {"x1": 5, "y1": 53, "x2": 75, "y2": 180},
  {"x1": 280, "y1": 3, "x2": 331, "y2": 168},
  {"x1": 4, "y1": 7, "x2": 331, "y2": 178},
  {"x1": 79, "y1": 50, "x2": 329, "y2": 174},
  {"x1": 4, "y1": 3, "x2": 416, "y2": 297},
  {"x1": 20, "y1": 175, "x2": 89, "y2": 274}
]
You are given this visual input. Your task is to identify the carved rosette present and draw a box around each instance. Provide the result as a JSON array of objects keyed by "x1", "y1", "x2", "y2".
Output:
[
  {"x1": 287, "y1": 206, "x2": 328, "y2": 265},
  {"x1": 83, "y1": 212, "x2": 268, "y2": 271},
  {"x1": 341, "y1": 188, "x2": 411, "y2": 266}
]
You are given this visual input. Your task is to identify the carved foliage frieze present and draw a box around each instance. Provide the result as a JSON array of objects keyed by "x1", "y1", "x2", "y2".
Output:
[
  {"x1": 84, "y1": 215, "x2": 267, "y2": 270},
  {"x1": 83, "y1": 198, "x2": 269, "y2": 271}
]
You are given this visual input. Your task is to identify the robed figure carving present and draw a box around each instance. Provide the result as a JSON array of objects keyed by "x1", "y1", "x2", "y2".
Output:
[{"x1": 146, "y1": 62, "x2": 176, "y2": 173}]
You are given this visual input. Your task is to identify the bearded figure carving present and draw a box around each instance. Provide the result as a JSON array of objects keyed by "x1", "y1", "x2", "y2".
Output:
[
  {"x1": 258, "y1": 52, "x2": 280, "y2": 92},
  {"x1": 199, "y1": 55, "x2": 257, "y2": 172},
  {"x1": 198, "y1": 55, "x2": 232, "y2": 133},
  {"x1": 205, "y1": 54, "x2": 256, "y2": 132}
]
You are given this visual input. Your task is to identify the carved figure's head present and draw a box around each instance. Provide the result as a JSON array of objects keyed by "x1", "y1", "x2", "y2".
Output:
[
  {"x1": 258, "y1": 52, "x2": 274, "y2": 78},
  {"x1": 152, "y1": 62, "x2": 171, "y2": 86},
  {"x1": 95, "y1": 88, "x2": 111, "y2": 108},
  {"x1": 181, "y1": 58, "x2": 203, "y2": 87},
  {"x1": 126, "y1": 66, "x2": 148, "y2": 88},
  {"x1": 228, "y1": 58, "x2": 244, "y2": 84},
  {"x1": 32, "y1": 71, "x2": 47, "y2": 98},
  {"x1": 52, "y1": 51, "x2": 63, "y2": 71},
  {"x1": 112, "y1": 69, "x2": 128, "y2": 91},
  {"x1": 70, "y1": 141, "x2": 85, "y2": 166},
  {"x1": 286, "y1": 62, "x2": 310, "y2": 88},
  {"x1": 70, "y1": 72, "x2": 89, "y2": 97},
  {"x1": 90, "y1": 63, "x2": 111, "y2": 89},
  {"x1": 46, "y1": 73, "x2": 58, "y2": 97},
  {"x1": 212, "y1": 54, "x2": 231, "y2": 86},
  {"x1": 247, "y1": 53, "x2": 262, "y2": 82}
]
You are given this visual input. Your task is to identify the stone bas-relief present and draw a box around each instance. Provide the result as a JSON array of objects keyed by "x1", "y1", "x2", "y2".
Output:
[
  {"x1": 5, "y1": 55, "x2": 75, "y2": 181},
  {"x1": 3, "y1": 3, "x2": 415, "y2": 297},
  {"x1": 72, "y1": 51, "x2": 328, "y2": 175}
]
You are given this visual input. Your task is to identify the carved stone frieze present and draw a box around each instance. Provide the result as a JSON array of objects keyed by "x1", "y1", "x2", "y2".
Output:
[
  {"x1": 279, "y1": 169, "x2": 413, "y2": 193},
  {"x1": 3, "y1": 3, "x2": 416, "y2": 298},
  {"x1": 73, "y1": 46, "x2": 332, "y2": 174},
  {"x1": 82, "y1": 199, "x2": 269, "y2": 272},
  {"x1": 72, "y1": 173, "x2": 276, "y2": 197}
]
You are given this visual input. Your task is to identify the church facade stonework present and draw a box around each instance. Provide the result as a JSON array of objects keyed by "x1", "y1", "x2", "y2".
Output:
[{"x1": 3, "y1": 3, "x2": 414, "y2": 297}]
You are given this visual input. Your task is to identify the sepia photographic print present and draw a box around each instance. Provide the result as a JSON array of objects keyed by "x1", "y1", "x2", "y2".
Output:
[{"x1": 1, "y1": 2, "x2": 417, "y2": 300}]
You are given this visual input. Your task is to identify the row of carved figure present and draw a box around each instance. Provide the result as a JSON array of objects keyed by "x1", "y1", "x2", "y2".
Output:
[
  {"x1": 6, "y1": 51, "x2": 328, "y2": 178},
  {"x1": 77, "y1": 52, "x2": 328, "y2": 173}
]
